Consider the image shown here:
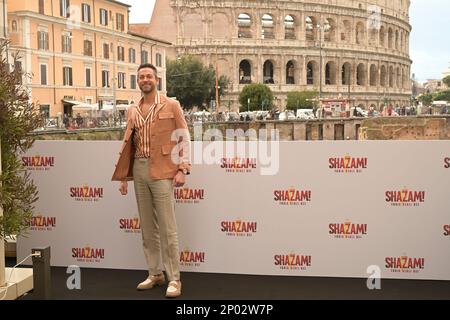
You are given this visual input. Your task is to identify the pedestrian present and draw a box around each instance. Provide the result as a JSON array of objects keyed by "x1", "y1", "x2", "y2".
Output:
[
  {"x1": 112, "y1": 64, "x2": 191, "y2": 298},
  {"x1": 63, "y1": 114, "x2": 69, "y2": 128},
  {"x1": 75, "y1": 113, "x2": 83, "y2": 128}
]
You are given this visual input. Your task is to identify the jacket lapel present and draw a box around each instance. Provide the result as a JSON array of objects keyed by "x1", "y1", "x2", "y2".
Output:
[{"x1": 153, "y1": 94, "x2": 167, "y2": 119}]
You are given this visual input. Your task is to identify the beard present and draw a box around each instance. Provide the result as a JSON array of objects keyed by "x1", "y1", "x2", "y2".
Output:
[{"x1": 139, "y1": 83, "x2": 155, "y2": 94}]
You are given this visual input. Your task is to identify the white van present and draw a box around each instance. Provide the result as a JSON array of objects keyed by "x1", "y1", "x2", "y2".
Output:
[
  {"x1": 279, "y1": 111, "x2": 296, "y2": 121},
  {"x1": 296, "y1": 109, "x2": 315, "y2": 119}
]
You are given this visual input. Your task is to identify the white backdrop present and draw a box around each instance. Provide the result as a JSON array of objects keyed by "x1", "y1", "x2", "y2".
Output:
[{"x1": 18, "y1": 141, "x2": 450, "y2": 280}]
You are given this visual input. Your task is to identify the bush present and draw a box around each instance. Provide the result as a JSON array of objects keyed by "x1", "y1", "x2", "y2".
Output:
[
  {"x1": 238, "y1": 84, "x2": 273, "y2": 112},
  {"x1": 0, "y1": 41, "x2": 42, "y2": 237},
  {"x1": 285, "y1": 90, "x2": 318, "y2": 111}
]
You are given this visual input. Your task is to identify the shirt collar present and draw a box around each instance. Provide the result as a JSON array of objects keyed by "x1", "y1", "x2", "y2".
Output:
[{"x1": 138, "y1": 91, "x2": 160, "y2": 107}]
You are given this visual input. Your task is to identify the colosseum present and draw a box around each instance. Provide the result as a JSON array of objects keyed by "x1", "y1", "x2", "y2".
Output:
[{"x1": 144, "y1": 0, "x2": 412, "y2": 111}]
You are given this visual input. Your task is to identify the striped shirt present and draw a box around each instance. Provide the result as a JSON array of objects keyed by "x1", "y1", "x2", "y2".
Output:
[{"x1": 133, "y1": 92, "x2": 161, "y2": 158}]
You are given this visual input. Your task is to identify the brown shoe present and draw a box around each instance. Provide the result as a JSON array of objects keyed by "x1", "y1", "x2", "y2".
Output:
[
  {"x1": 136, "y1": 273, "x2": 165, "y2": 290},
  {"x1": 165, "y1": 280, "x2": 182, "y2": 298}
]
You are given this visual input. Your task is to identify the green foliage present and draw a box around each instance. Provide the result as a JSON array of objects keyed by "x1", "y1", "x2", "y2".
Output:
[
  {"x1": 418, "y1": 93, "x2": 433, "y2": 106},
  {"x1": 433, "y1": 90, "x2": 450, "y2": 102},
  {"x1": 443, "y1": 75, "x2": 450, "y2": 88},
  {"x1": 238, "y1": 84, "x2": 273, "y2": 112},
  {"x1": 166, "y1": 55, "x2": 230, "y2": 110},
  {"x1": 0, "y1": 41, "x2": 42, "y2": 237},
  {"x1": 285, "y1": 90, "x2": 318, "y2": 111}
]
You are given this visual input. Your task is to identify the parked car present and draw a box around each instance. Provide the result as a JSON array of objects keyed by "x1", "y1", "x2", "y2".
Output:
[
  {"x1": 296, "y1": 109, "x2": 315, "y2": 120},
  {"x1": 350, "y1": 107, "x2": 368, "y2": 117},
  {"x1": 278, "y1": 111, "x2": 296, "y2": 121}
]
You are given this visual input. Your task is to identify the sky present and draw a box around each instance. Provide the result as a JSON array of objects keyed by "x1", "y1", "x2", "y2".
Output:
[{"x1": 122, "y1": 0, "x2": 450, "y2": 82}]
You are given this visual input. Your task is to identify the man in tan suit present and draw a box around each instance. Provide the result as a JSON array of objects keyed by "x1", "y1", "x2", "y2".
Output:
[{"x1": 112, "y1": 63, "x2": 191, "y2": 298}]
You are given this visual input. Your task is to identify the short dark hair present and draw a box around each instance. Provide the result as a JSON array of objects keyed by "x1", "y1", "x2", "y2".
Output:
[{"x1": 137, "y1": 63, "x2": 158, "y2": 76}]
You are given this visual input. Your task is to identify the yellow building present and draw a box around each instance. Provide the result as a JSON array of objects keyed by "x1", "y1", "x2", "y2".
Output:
[
  {"x1": 8, "y1": 0, "x2": 170, "y2": 118},
  {"x1": 0, "y1": 0, "x2": 6, "y2": 40}
]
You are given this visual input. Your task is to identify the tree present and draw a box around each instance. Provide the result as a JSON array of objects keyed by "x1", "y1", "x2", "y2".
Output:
[
  {"x1": 166, "y1": 55, "x2": 230, "y2": 110},
  {"x1": 433, "y1": 90, "x2": 450, "y2": 102},
  {"x1": 418, "y1": 93, "x2": 433, "y2": 106},
  {"x1": 285, "y1": 90, "x2": 318, "y2": 111},
  {"x1": 238, "y1": 84, "x2": 273, "y2": 112},
  {"x1": 0, "y1": 42, "x2": 41, "y2": 238},
  {"x1": 443, "y1": 75, "x2": 450, "y2": 88}
]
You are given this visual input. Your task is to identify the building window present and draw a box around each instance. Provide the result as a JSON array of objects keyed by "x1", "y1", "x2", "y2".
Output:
[
  {"x1": 102, "y1": 70, "x2": 109, "y2": 87},
  {"x1": 84, "y1": 40, "x2": 92, "y2": 56},
  {"x1": 63, "y1": 66, "x2": 73, "y2": 86},
  {"x1": 130, "y1": 74, "x2": 136, "y2": 89},
  {"x1": 85, "y1": 68, "x2": 91, "y2": 87},
  {"x1": 118, "y1": 72, "x2": 126, "y2": 88},
  {"x1": 40, "y1": 105, "x2": 50, "y2": 118},
  {"x1": 157, "y1": 77, "x2": 162, "y2": 91},
  {"x1": 116, "y1": 13, "x2": 124, "y2": 31},
  {"x1": 117, "y1": 46, "x2": 125, "y2": 61},
  {"x1": 82, "y1": 4, "x2": 91, "y2": 23},
  {"x1": 60, "y1": 0, "x2": 70, "y2": 18},
  {"x1": 11, "y1": 20, "x2": 17, "y2": 32},
  {"x1": 14, "y1": 61, "x2": 22, "y2": 84},
  {"x1": 100, "y1": 9, "x2": 108, "y2": 26},
  {"x1": 156, "y1": 53, "x2": 162, "y2": 67},
  {"x1": 141, "y1": 50, "x2": 148, "y2": 64},
  {"x1": 38, "y1": 31, "x2": 49, "y2": 50},
  {"x1": 62, "y1": 34, "x2": 72, "y2": 53},
  {"x1": 103, "y1": 43, "x2": 109, "y2": 59},
  {"x1": 40, "y1": 64, "x2": 47, "y2": 85},
  {"x1": 129, "y1": 48, "x2": 136, "y2": 63},
  {"x1": 14, "y1": 61, "x2": 22, "y2": 72},
  {"x1": 39, "y1": 0, "x2": 45, "y2": 15}
]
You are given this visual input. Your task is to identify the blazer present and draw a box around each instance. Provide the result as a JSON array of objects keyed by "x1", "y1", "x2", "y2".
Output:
[{"x1": 111, "y1": 94, "x2": 191, "y2": 181}]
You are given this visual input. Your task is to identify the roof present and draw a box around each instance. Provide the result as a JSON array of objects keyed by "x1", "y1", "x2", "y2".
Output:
[{"x1": 128, "y1": 31, "x2": 172, "y2": 46}]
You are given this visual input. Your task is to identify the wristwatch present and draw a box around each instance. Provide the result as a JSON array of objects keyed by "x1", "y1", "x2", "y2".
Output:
[{"x1": 178, "y1": 168, "x2": 190, "y2": 175}]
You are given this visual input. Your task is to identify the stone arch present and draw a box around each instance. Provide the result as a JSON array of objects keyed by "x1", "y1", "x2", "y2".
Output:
[
  {"x1": 380, "y1": 65, "x2": 387, "y2": 87},
  {"x1": 237, "y1": 13, "x2": 252, "y2": 38},
  {"x1": 369, "y1": 26, "x2": 378, "y2": 45},
  {"x1": 403, "y1": 67, "x2": 409, "y2": 89},
  {"x1": 357, "y1": 63, "x2": 366, "y2": 86},
  {"x1": 342, "y1": 62, "x2": 351, "y2": 85},
  {"x1": 370, "y1": 64, "x2": 378, "y2": 86},
  {"x1": 341, "y1": 20, "x2": 351, "y2": 43},
  {"x1": 307, "y1": 60, "x2": 318, "y2": 85},
  {"x1": 396, "y1": 67, "x2": 401, "y2": 89},
  {"x1": 182, "y1": 12, "x2": 203, "y2": 39},
  {"x1": 323, "y1": 18, "x2": 336, "y2": 42},
  {"x1": 284, "y1": 15, "x2": 296, "y2": 40},
  {"x1": 395, "y1": 30, "x2": 399, "y2": 50},
  {"x1": 355, "y1": 22, "x2": 365, "y2": 45},
  {"x1": 261, "y1": 14, "x2": 275, "y2": 39},
  {"x1": 379, "y1": 26, "x2": 386, "y2": 47},
  {"x1": 263, "y1": 60, "x2": 275, "y2": 84},
  {"x1": 286, "y1": 60, "x2": 297, "y2": 84},
  {"x1": 239, "y1": 59, "x2": 252, "y2": 84},
  {"x1": 389, "y1": 66, "x2": 395, "y2": 87},
  {"x1": 388, "y1": 27, "x2": 393, "y2": 49},
  {"x1": 305, "y1": 16, "x2": 317, "y2": 41},
  {"x1": 400, "y1": 31, "x2": 404, "y2": 52},
  {"x1": 212, "y1": 12, "x2": 230, "y2": 39},
  {"x1": 325, "y1": 61, "x2": 337, "y2": 85}
]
